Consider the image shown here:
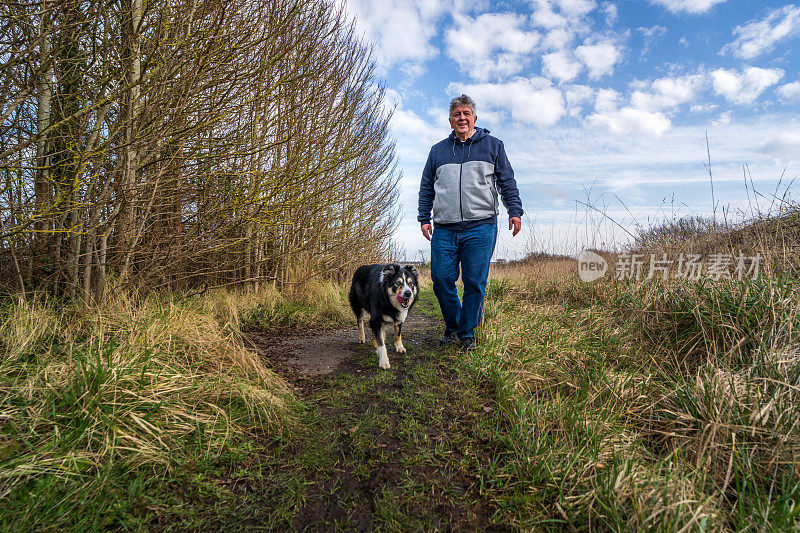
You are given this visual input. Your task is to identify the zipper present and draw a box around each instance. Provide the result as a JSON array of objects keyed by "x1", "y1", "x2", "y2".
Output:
[{"x1": 458, "y1": 140, "x2": 464, "y2": 221}]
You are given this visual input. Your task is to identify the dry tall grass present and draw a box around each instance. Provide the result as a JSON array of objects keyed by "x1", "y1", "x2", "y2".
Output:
[
  {"x1": 0, "y1": 277, "x2": 358, "y2": 528},
  {"x1": 477, "y1": 251, "x2": 800, "y2": 529},
  {"x1": 633, "y1": 208, "x2": 800, "y2": 277},
  {"x1": 0, "y1": 285, "x2": 332, "y2": 503}
]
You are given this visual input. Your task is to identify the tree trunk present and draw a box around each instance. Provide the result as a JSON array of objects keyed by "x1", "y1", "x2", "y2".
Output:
[
  {"x1": 34, "y1": 6, "x2": 54, "y2": 277},
  {"x1": 117, "y1": 0, "x2": 144, "y2": 283}
]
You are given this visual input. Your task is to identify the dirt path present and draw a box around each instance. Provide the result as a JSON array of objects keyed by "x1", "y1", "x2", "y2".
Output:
[
  {"x1": 238, "y1": 298, "x2": 506, "y2": 531},
  {"x1": 247, "y1": 311, "x2": 440, "y2": 379}
]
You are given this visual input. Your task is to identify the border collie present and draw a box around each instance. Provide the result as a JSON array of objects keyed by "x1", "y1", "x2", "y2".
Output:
[{"x1": 349, "y1": 263, "x2": 419, "y2": 369}]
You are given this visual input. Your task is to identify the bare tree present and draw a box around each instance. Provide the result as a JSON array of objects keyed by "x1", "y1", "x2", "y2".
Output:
[{"x1": 0, "y1": 0, "x2": 399, "y2": 302}]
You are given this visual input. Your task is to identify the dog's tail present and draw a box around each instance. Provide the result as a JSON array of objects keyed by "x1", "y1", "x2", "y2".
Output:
[
  {"x1": 348, "y1": 283, "x2": 360, "y2": 318},
  {"x1": 349, "y1": 264, "x2": 375, "y2": 318}
]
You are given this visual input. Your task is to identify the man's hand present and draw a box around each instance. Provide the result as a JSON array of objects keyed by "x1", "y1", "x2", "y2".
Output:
[
  {"x1": 421, "y1": 224, "x2": 433, "y2": 241},
  {"x1": 509, "y1": 217, "x2": 522, "y2": 237}
]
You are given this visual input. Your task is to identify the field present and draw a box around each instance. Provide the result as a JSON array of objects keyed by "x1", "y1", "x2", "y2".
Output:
[
  {"x1": 2, "y1": 253, "x2": 799, "y2": 530},
  {"x1": 5, "y1": 1, "x2": 799, "y2": 529}
]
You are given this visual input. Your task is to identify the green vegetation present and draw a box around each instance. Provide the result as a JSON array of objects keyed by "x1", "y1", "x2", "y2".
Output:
[
  {"x1": 198, "y1": 290, "x2": 504, "y2": 530},
  {"x1": 0, "y1": 281, "x2": 513, "y2": 530},
  {"x1": 475, "y1": 259, "x2": 800, "y2": 529},
  {"x1": 3, "y1": 252, "x2": 800, "y2": 530},
  {"x1": 9, "y1": 0, "x2": 797, "y2": 527},
  {"x1": 0, "y1": 286, "x2": 343, "y2": 530}
]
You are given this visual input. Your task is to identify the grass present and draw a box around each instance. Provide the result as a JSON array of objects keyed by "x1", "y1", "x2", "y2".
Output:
[
  {"x1": 467, "y1": 257, "x2": 800, "y2": 530},
  {"x1": 0, "y1": 283, "x2": 348, "y2": 530},
  {"x1": 242, "y1": 280, "x2": 353, "y2": 329},
  {"x1": 193, "y1": 289, "x2": 508, "y2": 530},
  {"x1": 3, "y1": 242, "x2": 800, "y2": 529}
]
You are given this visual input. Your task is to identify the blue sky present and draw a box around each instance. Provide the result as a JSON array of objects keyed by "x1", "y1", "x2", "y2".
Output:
[{"x1": 343, "y1": 0, "x2": 800, "y2": 259}]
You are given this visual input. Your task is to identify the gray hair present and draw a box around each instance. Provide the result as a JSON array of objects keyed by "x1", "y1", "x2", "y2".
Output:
[{"x1": 449, "y1": 94, "x2": 476, "y2": 116}]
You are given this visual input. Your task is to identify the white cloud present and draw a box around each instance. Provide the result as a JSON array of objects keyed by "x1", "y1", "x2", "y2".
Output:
[
  {"x1": 650, "y1": 0, "x2": 728, "y2": 14},
  {"x1": 778, "y1": 81, "x2": 800, "y2": 102},
  {"x1": 450, "y1": 77, "x2": 566, "y2": 127},
  {"x1": 384, "y1": 90, "x2": 443, "y2": 162},
  {"x1": 575, "y1": 39, "x2": 623, "y2": 79},
  {"x1": 637, "y1": 25, "x2": 667, "y2": 57},
  {"x1": 553, "y1": 0, "x2": 596, "y2": 17},
  {"x1": 712, "y1": 110, "x2": 733, "y2": 125},
  {"x1": 722, "y1": 5, "x2": 800, "y2": 60},
  {"x1": 594, "y1": 88, "x2": 621, "y2": 112},
  {"x1": 711, "y1": 67, "x2": 784, "y2": 104},
  {"x1": 383, "y1": 87, "x2": 403, "y2": 110},
  {"x1": 630, "y1": 73, "x2": 707, "y2": 111},
  {"x1": 689, "y1": 103, "x2": 718, "y2": 113},
  {"x1": 399, "y1": 62, "x2": 425, "y2": 80},
  {"x1": 564, "y1": 84, "x2": 594, "y2": 116},
  {"x1": 531, "y1": 0, "x2": 597, "y2": 49},
  {"x1": 589, "y1": 83, "x2": 674, "y2": 138},
  {"x1": 543, "y1": 28, "x2": 574, "y2": 49},
  {"x1": 391, "y1": 108, "x2": 440, "y2": 147},
  {"x1": 532, "y1": 0, "x2": 596, "y2": 23},
  {"x1": 638, "y1": 25, "x2": 667, "y2": 39},
  {"x1": 445, "y1": 12, "x2": 540, "y2": 81},
  {"x1": 344, "y1": 0, "x2": 446, "y2": 73},
  {"x1": 542, "y1": 51, "x2": 583, "y2": 82},
  {"x1": 532, "y1": 0, "x2": 568, "y2": 28},
  {"x1": 758, "y1": 132, "x2": 800, "y2": 155},
  {"x1": 602, "y1": 2, "x2": 618, "y2": 25},
  {"x1": 588, "y1": 107, "x2": 671, "y2": 138}
]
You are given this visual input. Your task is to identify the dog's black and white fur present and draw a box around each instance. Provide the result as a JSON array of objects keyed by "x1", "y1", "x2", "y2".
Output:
[{"x1": 349, "y1": 263, "x2": 419, "y2": 370}]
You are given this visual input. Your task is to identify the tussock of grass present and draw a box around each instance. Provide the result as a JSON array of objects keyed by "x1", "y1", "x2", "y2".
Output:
[
  {"x1": 612, "y1": 278, "x2": 800, "y2": 368},
  {"x1": 0, "y1": 286, "x2": 322, "y2": 529},
  {"x1": 244, "y1": 281, "x2": 351, "y2": 328},
  {"x1": 0, "y1": 296, "x2": 62, "y2": 363},
  {"x1": 470, "y1": 258, "x2": 800, "y2": 529}
]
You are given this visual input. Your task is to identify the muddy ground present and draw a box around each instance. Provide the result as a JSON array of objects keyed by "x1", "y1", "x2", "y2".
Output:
[
  {"x1": 247, "y1": 311, "x2": 439, "y2": 379},
  {"x1": 239, "y1": 307, "x2": 507, "y2": 531}
]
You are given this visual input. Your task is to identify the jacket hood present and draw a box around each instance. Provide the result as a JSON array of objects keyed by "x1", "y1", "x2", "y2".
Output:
[{"x1": 449, "y1": 126, "x2": 490, "y2": 143}]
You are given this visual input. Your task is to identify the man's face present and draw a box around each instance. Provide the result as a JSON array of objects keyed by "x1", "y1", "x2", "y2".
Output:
[{"x1": 449, "y1": 105, "x2": 476, "y2": 139}]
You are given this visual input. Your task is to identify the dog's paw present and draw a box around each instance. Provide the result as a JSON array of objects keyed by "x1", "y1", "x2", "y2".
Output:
[
  {"x1": 395, "y1": 345, "x2": 406, "y2": 354},
  {"x1": 378, "y1": 358, "x2": 391, "y2": 370}
]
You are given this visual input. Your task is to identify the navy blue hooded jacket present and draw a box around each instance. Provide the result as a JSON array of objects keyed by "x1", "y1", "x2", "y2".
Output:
[{"x1": 417, "y1": 127, "x2": 524, "y2": 228}]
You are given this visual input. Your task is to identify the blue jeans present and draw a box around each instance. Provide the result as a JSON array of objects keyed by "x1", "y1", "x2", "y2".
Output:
[{"x1": 431, "y1": 223, "x2": 497, "y2": 340}]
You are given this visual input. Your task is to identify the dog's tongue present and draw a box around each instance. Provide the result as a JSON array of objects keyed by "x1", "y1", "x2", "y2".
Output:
[{"x1": 396, "y1": 294, "x2": 407, "y2": 306}]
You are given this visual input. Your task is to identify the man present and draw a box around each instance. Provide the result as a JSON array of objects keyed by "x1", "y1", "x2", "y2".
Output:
[{"x1": 418, "y1": 94, "x2": 524, "y2": 350}]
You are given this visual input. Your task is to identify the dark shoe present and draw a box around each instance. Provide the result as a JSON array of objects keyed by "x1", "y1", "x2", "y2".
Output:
[
  {"x1": 460, "y1": 336, "x2": 476, "y2": 351},
  {"x1": 438, "y1": 329, "x2": 459, "y2": 346}
]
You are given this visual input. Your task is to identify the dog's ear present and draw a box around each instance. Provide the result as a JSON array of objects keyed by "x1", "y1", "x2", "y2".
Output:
[
  {"x1": 380, "y1": 264, "x2": 397, "y2": 283},
  {"x1": 404, "y1": 264, "x2": 419, "y2": 278}
]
